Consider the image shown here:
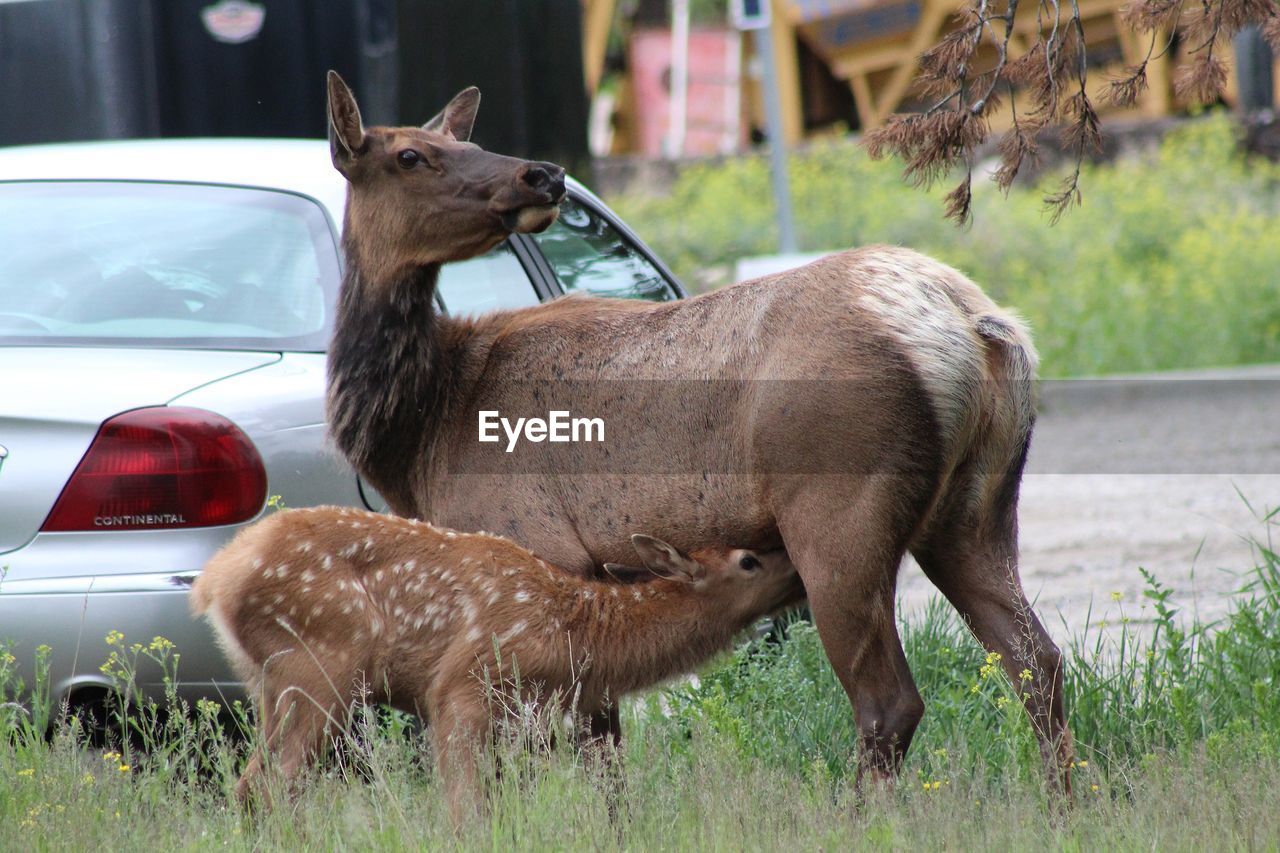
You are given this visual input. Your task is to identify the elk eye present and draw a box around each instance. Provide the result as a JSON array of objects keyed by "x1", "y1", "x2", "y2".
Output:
[
  {"x1": 738, "y1": 554, "x2": 761, "y2": 571},
  {"x1": 397, "y1": 149, "x2": 420, "y2": 169}
]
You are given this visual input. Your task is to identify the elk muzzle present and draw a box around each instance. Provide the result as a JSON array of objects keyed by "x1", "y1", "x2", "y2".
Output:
[{"x1": 493, "y1": 160, "x2": 566, "y2": 234}]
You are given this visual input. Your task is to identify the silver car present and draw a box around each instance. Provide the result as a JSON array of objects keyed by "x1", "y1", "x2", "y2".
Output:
[{"x1": 0, "y1": 138, "x2": 683, "y2": 721}]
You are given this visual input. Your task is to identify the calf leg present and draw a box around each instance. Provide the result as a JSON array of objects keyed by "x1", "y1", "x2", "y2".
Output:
[
  {"x1": 237, "y1": 681, "x2": 344, "y2": 807},
  {"x1": 582, "y1": 705, "x2": 626, "y2": 823},
  {"x1": 430, "y1": 690, "x2": 493, "y2": 828}
]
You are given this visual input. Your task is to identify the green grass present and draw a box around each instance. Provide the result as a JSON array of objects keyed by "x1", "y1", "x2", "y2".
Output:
[
  {"x1": 2, "y1": 509, "x2": 1278, "y2": 849},
  {"x1": 607, "y1": 112, "x2": 1280, "y2": 378}
]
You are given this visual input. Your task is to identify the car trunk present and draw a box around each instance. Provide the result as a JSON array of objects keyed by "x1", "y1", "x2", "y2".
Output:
[{"x1": 0, "y1": 347, "x2": 279, "y2": 554}]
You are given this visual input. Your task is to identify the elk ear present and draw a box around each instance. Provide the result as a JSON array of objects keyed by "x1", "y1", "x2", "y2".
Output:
[
  {"x1": 326, "y1": 70, "x2": 365, "y2": 172},
  {"x1": 628, "y1": 534, "x2": 705, "y2": 582},
  {"x1": 601, "y1": 562, "x2": 654, "y2": 583},
  {"x1": 423, "y1": 87, "x2": 481, "y2": 142}
]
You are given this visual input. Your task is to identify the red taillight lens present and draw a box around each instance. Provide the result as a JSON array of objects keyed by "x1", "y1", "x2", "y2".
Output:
[{"x1": 41, "y1": 407, "x2": 267, "y2": 532}]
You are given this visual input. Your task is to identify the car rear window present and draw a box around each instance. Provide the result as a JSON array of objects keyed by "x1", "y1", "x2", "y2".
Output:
[{"x1": 0, "y1": 181, "x2": 340, "y2": 351}]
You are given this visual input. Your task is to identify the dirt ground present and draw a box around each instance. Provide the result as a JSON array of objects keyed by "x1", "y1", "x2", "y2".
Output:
[{"x1": 896, "y1": 366, "x2": 1280, "y2": 639}]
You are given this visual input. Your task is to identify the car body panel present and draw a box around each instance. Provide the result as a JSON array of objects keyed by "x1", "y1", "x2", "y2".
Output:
[{"x1": 0, "y1": 569, "x2": 230, "y2": 704}]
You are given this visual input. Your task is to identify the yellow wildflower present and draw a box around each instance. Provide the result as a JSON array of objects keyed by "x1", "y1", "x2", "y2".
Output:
[
  {"x1": 995, "y1": 696, "x2": 1009, "y2": 709},
  {"x1": 1091, "y1": 784, "x2": 1100, "y2": 792},
  {"x1": 17, "y1": 768, "x2": 34, "y2": 777},
  {"x1": 1110, "y1": 591, "x2": 1122, "y2": 602},
  {"x1": 105, "y1": 630, "x2": 124, "y2": 646},
  {"x1": 1019, "y1": 669, "x2": 1033, "y2": 682},
  {"x1": 148, "y1": 636, "x2": 174, "y2": 653},
  {"x1": 102, "y1": 751, "x2": 121, "y2": 763},
  {"x1": 118, "y1": 763, "x2": 130, "y2": 773},
  {"x1": 81, "y1": 772, "x2": 95, "y2": 786}
]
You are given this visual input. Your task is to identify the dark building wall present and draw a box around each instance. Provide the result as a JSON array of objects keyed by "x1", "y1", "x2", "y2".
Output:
[
  {"x1": 0, "y1": 0, "x2": 584, "y2": 168},
  {"x1": 0, "y1": 0, "x2": 161, "y2": 144},
  {"x1": 151, "y1": 0, "x2": 358, "y2": 138},
  {"x1": 396, "y1": 0, "x2": 589, "y2": 174}
]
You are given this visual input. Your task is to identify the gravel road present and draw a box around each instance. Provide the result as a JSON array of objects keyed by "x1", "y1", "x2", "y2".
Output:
[{"x1": 896, "y1": 365, "x2": 1280, "y2": 638}]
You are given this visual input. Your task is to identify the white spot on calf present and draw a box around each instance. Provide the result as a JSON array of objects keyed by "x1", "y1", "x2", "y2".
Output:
[{"x1": 499, "y1": 621, "x2": 527, "y2": 643}]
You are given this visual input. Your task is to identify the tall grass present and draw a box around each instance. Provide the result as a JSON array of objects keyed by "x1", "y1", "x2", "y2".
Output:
[
  {"x1": 609, "y1": 112, "x2": 1280, "y2": 377},
  {"x1": 654, "y1": 532, "x2": 1280, "y2": 793},
  {"x1": 2, "y1": 509, "x2": 1278, "y2": 848}
]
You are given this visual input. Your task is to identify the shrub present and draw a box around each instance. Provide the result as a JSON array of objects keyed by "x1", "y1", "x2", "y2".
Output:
[{"x1": 609, "y1": 113, "x2": 1280, "y2": 377}]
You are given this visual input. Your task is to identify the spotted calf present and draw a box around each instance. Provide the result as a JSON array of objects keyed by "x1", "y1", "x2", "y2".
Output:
[{"x1": 189, "y1": 505, "x2": 802, "y2": 818}]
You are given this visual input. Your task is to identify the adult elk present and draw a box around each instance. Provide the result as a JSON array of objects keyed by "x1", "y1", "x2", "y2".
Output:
[
  {"x1": 323, "y1": 71, "x2": 1073, "y2": 793},
  {"x1": 191, "y1": 506, "x2": 802, "y2": 817}
]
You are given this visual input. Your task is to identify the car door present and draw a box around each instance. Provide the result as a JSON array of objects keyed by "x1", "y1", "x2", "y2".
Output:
[{"x1": 520, "y1": 192, "x2": 685, "y2": 301}]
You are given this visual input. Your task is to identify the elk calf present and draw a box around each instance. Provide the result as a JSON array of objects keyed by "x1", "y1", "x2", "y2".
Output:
[{"x1": 190, "y1": 506, "x2": 801, "y2": 815}]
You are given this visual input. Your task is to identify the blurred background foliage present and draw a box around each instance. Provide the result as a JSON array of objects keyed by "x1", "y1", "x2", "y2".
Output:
[{"x1": 609, "y1": 113, "x2": 1280, "y2": 378}]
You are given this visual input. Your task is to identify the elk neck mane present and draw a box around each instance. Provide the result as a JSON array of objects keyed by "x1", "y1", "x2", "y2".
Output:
[{"x1": 327, "y1": 253, "x2": 461, "y2": 510}]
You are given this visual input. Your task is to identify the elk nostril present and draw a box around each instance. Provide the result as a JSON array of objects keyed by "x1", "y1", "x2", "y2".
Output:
[
  {"x1": 522, "y1": 166, "x2": 551, "y2": 192},
  {"x1": 548, "y1": 167, "x2": 566, "y2": 197}
]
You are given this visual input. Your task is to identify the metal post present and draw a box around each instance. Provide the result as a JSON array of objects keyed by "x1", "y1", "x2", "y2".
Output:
[
  {"x1": 755, "y1": 14, "x2": 798, "y2": 253},
  {"x1": 665, "y1": 0, "x2": 691, "y2": 158}
]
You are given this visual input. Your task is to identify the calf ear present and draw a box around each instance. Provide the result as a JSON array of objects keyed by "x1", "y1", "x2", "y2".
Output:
[
  {"x1": 601, "y1": 562, "x2": 651, "y2": 583},
  {"x1": 423, "y1": 87, "x2": 481, "y2": 141},
  {"x1": 629, "y1": 534, "x2": 705, "y2": 582},
  {"x1": 327, "y1": 70, "x2": 366, "y2": 172}
]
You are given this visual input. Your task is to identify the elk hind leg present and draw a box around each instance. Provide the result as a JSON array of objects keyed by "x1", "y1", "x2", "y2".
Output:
[{"x1": 913, "y1": 520, "x2": 1074, "y2": 795}]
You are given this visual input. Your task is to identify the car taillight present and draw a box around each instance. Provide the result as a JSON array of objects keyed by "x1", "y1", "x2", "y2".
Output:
[{"x1": 41, "y1": 407, "x2": 267, "y2": 532}]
